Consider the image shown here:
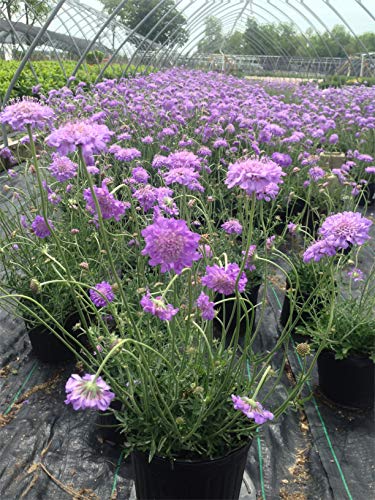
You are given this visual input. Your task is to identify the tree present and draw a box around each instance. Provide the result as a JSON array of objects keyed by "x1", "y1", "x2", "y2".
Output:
[
  {"x1": 222, "y1": 31, "x2": 245, "y2": 55},
  {"x1": 197, "y1": 16, "x2": 224, "y2": 54},
  {"x1": 1, "y1": 0, "x2": 50, "y2": 24},
  {"x1": 101, "y1": 0, "x2": 189, "y2": 47}
]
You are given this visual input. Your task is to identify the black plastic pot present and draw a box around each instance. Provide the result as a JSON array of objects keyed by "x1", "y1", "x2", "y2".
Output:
[
  {"x1": 214, "y1": 285, "x2": 260, "y2": 346},
  {"x1": 27, "y1": 312, "x2": 83, "y2": 363},
  {"x1": 317, "y1": 350, "x2": 374, "y2": 409},
  {"x1": 132, "y1": 441, "x2": 251, "y2": 500}
]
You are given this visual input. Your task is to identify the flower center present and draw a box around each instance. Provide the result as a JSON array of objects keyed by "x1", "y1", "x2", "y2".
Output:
[{"x1": 156, "y1": 232, "x2": 184, "y2": 261}]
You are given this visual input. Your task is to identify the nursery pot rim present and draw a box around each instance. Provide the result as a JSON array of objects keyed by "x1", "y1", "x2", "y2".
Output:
[{"x1": 133, "y1": 438, "x2": 252, "y2": 466}]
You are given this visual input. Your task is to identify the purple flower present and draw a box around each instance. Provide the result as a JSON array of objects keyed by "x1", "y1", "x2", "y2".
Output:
[
  {"x1": 141, "y1": 135, "x2": 154, "y2": 144},
  {"x1": 365, "y1": 166, "x2": 375, "y2": 174},
  {"x1": 0, "y1": 98, "x2": 54, "y2": 131},
  {"x1": 0, "y1": 147, "x2": 16, "y2": 164},
  {"x1": 308, "y1": 167, "x2": 325, "y2": 182},
  {"x1": 140, "y1": 291, "x2": 179, "y2": 321},
  {"x1": 213, "y1": 138, "x2": 228, "y2": 149},
  {"x1": 266, "y1": 235, "x2": 276, "y2": 250},
  {"x1": 225, "y1": 157, "x2": 285, "y2": 199},
  {"x1": 141, "y1": 217, "x2": 201, "y2": 274},
  {"x1": 303, "y1": 239, "x2": 337, "y2": 263},
  {"x1": 319, "y1": 211, "x2": 372, "y2": 249},
  {"x1": 163, "y1": 167, "x2": 204, "y2": 192},
  {"x1": 20, "y1": 215, "x2": 28, "y2": 228},
  {"x1": 133, "y1": 185, "x2": 157, "y2": 212},
  {"x1": 83, "y1": 180, "x2": 129, "y2": 221},
  {"x1": 197, "y1": 146, "x2": 212, "y2": 157},
  {"x1": 347, "y1": 267, "x2": 364, "y2": 282},
  {"x1": 155, "y1": 187, "x2": 179, "y2": 216},
  {"x1": 271, "y1": 152, "x2": 292, "y2": 167},
  {"x1": 89, "y1": 281, "x2": 114, "y2": 307},
  {"x1": 354, "y1": 152, "x2": 373, "y2": 162},
  {"x1": 196, "y1": 292, "x2": 215, "y2": 320},
  {"x1": 46, "y1": 121, "x2": 113, "y2": 165},
  {"x1": 131, "y1": 166, "x2": 149, "y2": 184},
  {"x1": 32, "y1": 215, "x2": 54, "y2": 238},
  {"x1": 109, "y1": 145, "x2": 142, "y2": 162},
  {"x1": 48, "y1": 153, "x2": 78, "y2": 182},
  {"x1": 231, "y1": 395, "x2": 274, "y2": 424},
  {"x1": 202, "y1": 263, "x2": 247, "y2": 295},
  {"x1": 65, "y1": 373, "x2": 115, "y2": 411},
  {"x1": 242, "y1": 245, "x2": 257, "y2": 271},
  {"x1": 166, "y1": 150, "x2": 202, "y2": 171},
  {"x1": 152, "y1": 154, "x2": 168, "y2": 169},
  {"x1": 287, "y1": 222, "x2": 297, "y2": 234},
  {"x1": 199, "y1": 244, "x2": 213, "y2": 258},
  {"x1": 221, "y1": 219, "x2": 242, "y2": 235},
  {"x1": 329, "y1": 133, "x2": 339, "y2": 144},
  {"x1": 32, "y1": 84, "x2": 41, "y2": 94}
]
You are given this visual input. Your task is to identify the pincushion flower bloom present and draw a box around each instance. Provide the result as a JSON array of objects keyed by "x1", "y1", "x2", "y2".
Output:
[
  {"x1": 308, "y1": 167, "x2": 325, "y2": 182},
  {"x1": 155, "y1": 187, "x2": 179, "y2": 216},
  {"x1": 141, "y1": 217, "x2": 201, "y2": 274},
  {"x1": 271, "y1": 152, "x2": 292, "y2": 167},
  {"x1": 221, "y1": 219, "x2": 243, "y2": 235},
  {"x1": 89, "y1": 281, "x2": 115, "y2": 307},
  {"x1": 133, "y1": 185, "x2": 157, "y2": 212},
  {"x1": 109, "y1": 145, "x2": 141, "y2": 162},
  {"x1": 48, "y1": 153, "x2": 78, "y2": 182},
  {"x1": 166, "y1": 150, "x2": 202, "y2": 171},
  {"x1": 83, "y1": 180, "x2": 129, "y2": 221},
  {"x1": 347, "y1": 267, "x2": 364, "y2": 282},
  {"x1": 163, "y1": 167, "x2": 204, "y2": 192},
  {"x1": 46, "y1": 120, "x2": 113, "y2": 165},
  {"x1": 65, "y1": 374, "x2": 115, "y2": 411},
  {"x1": 196, "y1": 292, "x2": 215, "y2": 320},
  {"x1": 202, "y1": 263, "x2": 247, "y2": 295},
  {"x1": 0, "y1": 98, "x2": 54, "y2": 131},
  {"x1": 140, "y1": 291, "x2": 179, "y2": 321},
  {"x1": 32, "y1": 215, "x2": 54, "y2": 238},
  {"x1": 231, "y1": 395, "x2": 274, "y2": 424},
  {"x1": 225, "y1": 157, "x2": 285, "y2": 199},
  {"x1": 303, "y1": 239, "x2": 337, "y2": 263},
  {"x1": 318, "y1": 211, "x2": 372, "y2": 249},
  {"x1": 131, "y1": 166, "x2": 149, "y2": 184}
]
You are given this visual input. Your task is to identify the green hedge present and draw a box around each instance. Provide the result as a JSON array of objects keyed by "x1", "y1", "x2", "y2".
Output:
[
  {"x1": 0, "y1": 60, "x2": 153, "y2": 101},
  {"x1": 318, "y1": 75, "x2": 375, "y2": 88}
]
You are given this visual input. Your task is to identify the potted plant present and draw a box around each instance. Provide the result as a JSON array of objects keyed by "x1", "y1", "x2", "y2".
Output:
[{"x1": 300, "y1": 263, "x2": 375, "y2": 409}]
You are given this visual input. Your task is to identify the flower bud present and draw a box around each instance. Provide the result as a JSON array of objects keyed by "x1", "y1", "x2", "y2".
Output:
[
  {"x1": 296, "y1": 343, "x2": 311, "y2": 357},
  {"x1": 30, "y1": 278, "x2": 41, "y2": 294}
]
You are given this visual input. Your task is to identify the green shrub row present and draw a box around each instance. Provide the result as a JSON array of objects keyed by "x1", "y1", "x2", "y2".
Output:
[
  {"x1": 318, "y1": 75, "x2": 375, "y2": 88},
  {"x1": 0, "y1": 60, "x2": 152, "y2": 101}
]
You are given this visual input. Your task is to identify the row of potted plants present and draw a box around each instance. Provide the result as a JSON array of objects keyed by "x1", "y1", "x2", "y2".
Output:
[{"x1": 0, "y1": 69, "x2": 373, "y2": 499}]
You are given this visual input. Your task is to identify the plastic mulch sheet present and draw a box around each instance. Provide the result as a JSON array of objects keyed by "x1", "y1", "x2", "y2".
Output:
[{"x1": 0, "y1": 170, "x2": 374, "y2": 499}]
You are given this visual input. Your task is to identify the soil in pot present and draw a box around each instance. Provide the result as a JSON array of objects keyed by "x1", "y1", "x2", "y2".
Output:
[
  {"x1": 132, "y1": 440, "x2": 252, "y2": 500},
  {"x1": 27, "y1": 312, "x2": 86, "y2": 363},
  {"x1": 214, "y1": 285, "x2": 260, "y2": 347},
  {"x1": 317, "y1": 350, "x2": 374, "y2": 409}
]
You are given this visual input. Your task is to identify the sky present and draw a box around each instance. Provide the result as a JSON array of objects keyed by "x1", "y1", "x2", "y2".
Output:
[{"x1": 82, "y1": 0, "x2": 375, "y2": 36}]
